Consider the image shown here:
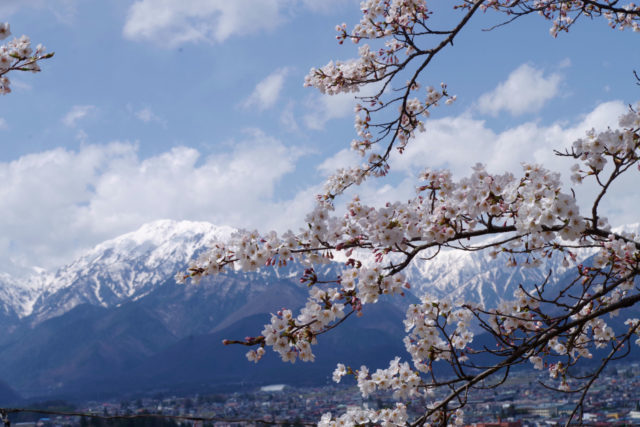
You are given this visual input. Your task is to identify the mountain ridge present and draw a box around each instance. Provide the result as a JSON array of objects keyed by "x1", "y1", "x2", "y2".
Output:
[{"x1": 0, "y1": 219, "x2": 637, "y2": 399}]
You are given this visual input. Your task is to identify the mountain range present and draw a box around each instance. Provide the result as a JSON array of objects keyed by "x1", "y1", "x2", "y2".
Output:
[{"x1": 0, "y1": 220, "x2": 635, "y2": 402}]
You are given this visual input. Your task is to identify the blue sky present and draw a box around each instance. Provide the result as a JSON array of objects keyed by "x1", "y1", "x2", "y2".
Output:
[{"x1": 1, "y1": 0, "x2": 639, "y2": 276}]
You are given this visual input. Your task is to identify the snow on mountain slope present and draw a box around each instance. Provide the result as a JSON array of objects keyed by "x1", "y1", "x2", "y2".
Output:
[
  {"x1": 0, "y1": 273, "x2": 28, "y2": 320},
  {"x1": 403, "y1": 248, "x2": 573, "y2": 308},
  {"x1": 403, "y1": 223, "x2": 639, "y2": 307},
  {"x1": 20, "y1": 220, "x2": 234, "y2": 322}
]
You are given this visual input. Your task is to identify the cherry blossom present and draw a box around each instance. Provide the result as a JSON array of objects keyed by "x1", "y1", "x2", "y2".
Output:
[
  {"x1": 0, "y1": 23, "x2": 53, "y2": 95},
  {"x1": 182, "y1": 1, "x2": 640, "y2": 425}
]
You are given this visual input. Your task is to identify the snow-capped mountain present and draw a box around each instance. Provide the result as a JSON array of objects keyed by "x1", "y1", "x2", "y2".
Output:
[
  {"x1": 0, "y1": 220, "x2": 405, "y2": 398},
  {"x1": 1, "y1": 220, "x2": 234, "y2": 324},
  {"x1": 404, "y1": 223, "x2": 638, "y2": 307},
  {"x1": 0, "y1": 220, "x2": 636, "y2": 399},
  {"x1": 405, "y1": 247, "x2": 575, "y2": 308}
]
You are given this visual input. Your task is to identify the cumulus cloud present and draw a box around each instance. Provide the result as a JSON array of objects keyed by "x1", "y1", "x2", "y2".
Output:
[
  {"x1": 476, "y1": 64, "x2": 562, "y2": 116},
  {"x1": 123, "y1": 0, "x2": 285, "y2": 46},
  {"x1": 122, "y1": 0, "x2": 354, "y2": 47},
  {"x1": 0, "y1": 131, "x2": 312, "y2": 275},
  {"x1": 242, "y1": 68, "x2": 290, "y2": 111},
  {"x1": 62, "y1": 105, "x2": 96, "y2": 128},
  {"x1": 5, "y1": 97, "x2": 637, "y2": 276},
  {"x1": 392, "y1": 101, "x2": 626, "y2": 176}
]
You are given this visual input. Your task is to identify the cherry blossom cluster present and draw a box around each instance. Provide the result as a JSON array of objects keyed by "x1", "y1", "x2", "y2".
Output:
[
  {"x1": 536, "y1": 0, "x2": 640, "y2": 35},
  {"x1": 462, "y1": 1, "x2": 640, "y2": 36},
  {"x1": 590, "y1": 233, "x2": 639, "y2": 309},
  {"x1": 304, "y1": 1, "x2": 462, "y2": 200},
  {"x1": 320, "y1": 165, "x2": 368, "y2": 202},
  {"x1": 232, "y1": 266, "x2": 410, "y2": 364},
  {"x1": 303, "y1": 44, "x2": 379, "y2": 95},
  {"x1": 570, "y1": 109, "x2": 640, "y2": 182},
  {"x1": 249, "y1": 302, "x2": 323, "y2": 362},
  {"x1": 412, "y1": 162, "x2": 585, "y2": 245},
  {"x1": 0, "y1": 23, "x2": 52, "y2": 95},
  {"x1": 251, "y1": 287, "x2": 347, "y2": 363},
  {"x1": 403, "y1": 295, "x2": 475, "y2": 370},
  {"x1": 333, "y1": 357, "x2": 423, "y2": 400},
  {"x1": 355, "y1": 0, "x2": 429, "y2": 39},
  {"x1": 350, "y1": 83, "x2": 453, "y2": 159},
  {"x1": 184, "y1": 155, "x2": 595, "y2": 367},
  {"x1": 330, "y1": 0, "x2": 431, "y2": 52},
  {"x1": 593, "y1": 232, "x2": 639, "y2": 272},
  {"x1": 318, "y1": 402, "x2": 409, "y2": 427},
  {"x1": 625, "y1": 318, "x2": 640, "y2": 346},
  {"x1": 476, "y1": 231, "x2": 639, "y2": 389},
  {"x1": 490, "y1": 287, "x2": 540, "y2": 332},
  {"x1": 321, "y1": 226, "x2": 637, "y2": 411}
]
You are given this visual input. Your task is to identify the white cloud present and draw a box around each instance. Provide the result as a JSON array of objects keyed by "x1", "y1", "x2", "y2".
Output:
[
  {"x1": 62, "y1": 105, "x2": 96, "y2": 128},
  {"x1": 242, "y1": 68, "x2": 289, "y2": 111},
  {"x1": 0, "y1": 131, "x2": 312, "y2": 275},
  {"x1": 476, "y1": 64, "x2": 562, "y2": 116},
  {"x1": 5, "y1": 96, "x2": 636, "y2": 276},
  {"x1": 123, "y1": 0, "x2": 286, "y2": 46},
  {"x1": 392, "y1": 101, "x2": 626, "y2": 176},
  {"x1": 0, "y1": 118, "x2": 7, "y2": 130},
  {"x1": 121, "y1": 0, "x2": 356, "y2": 47},
  {"x1": 135, "y1": 107, "x2": 166, "y2": 127}
]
